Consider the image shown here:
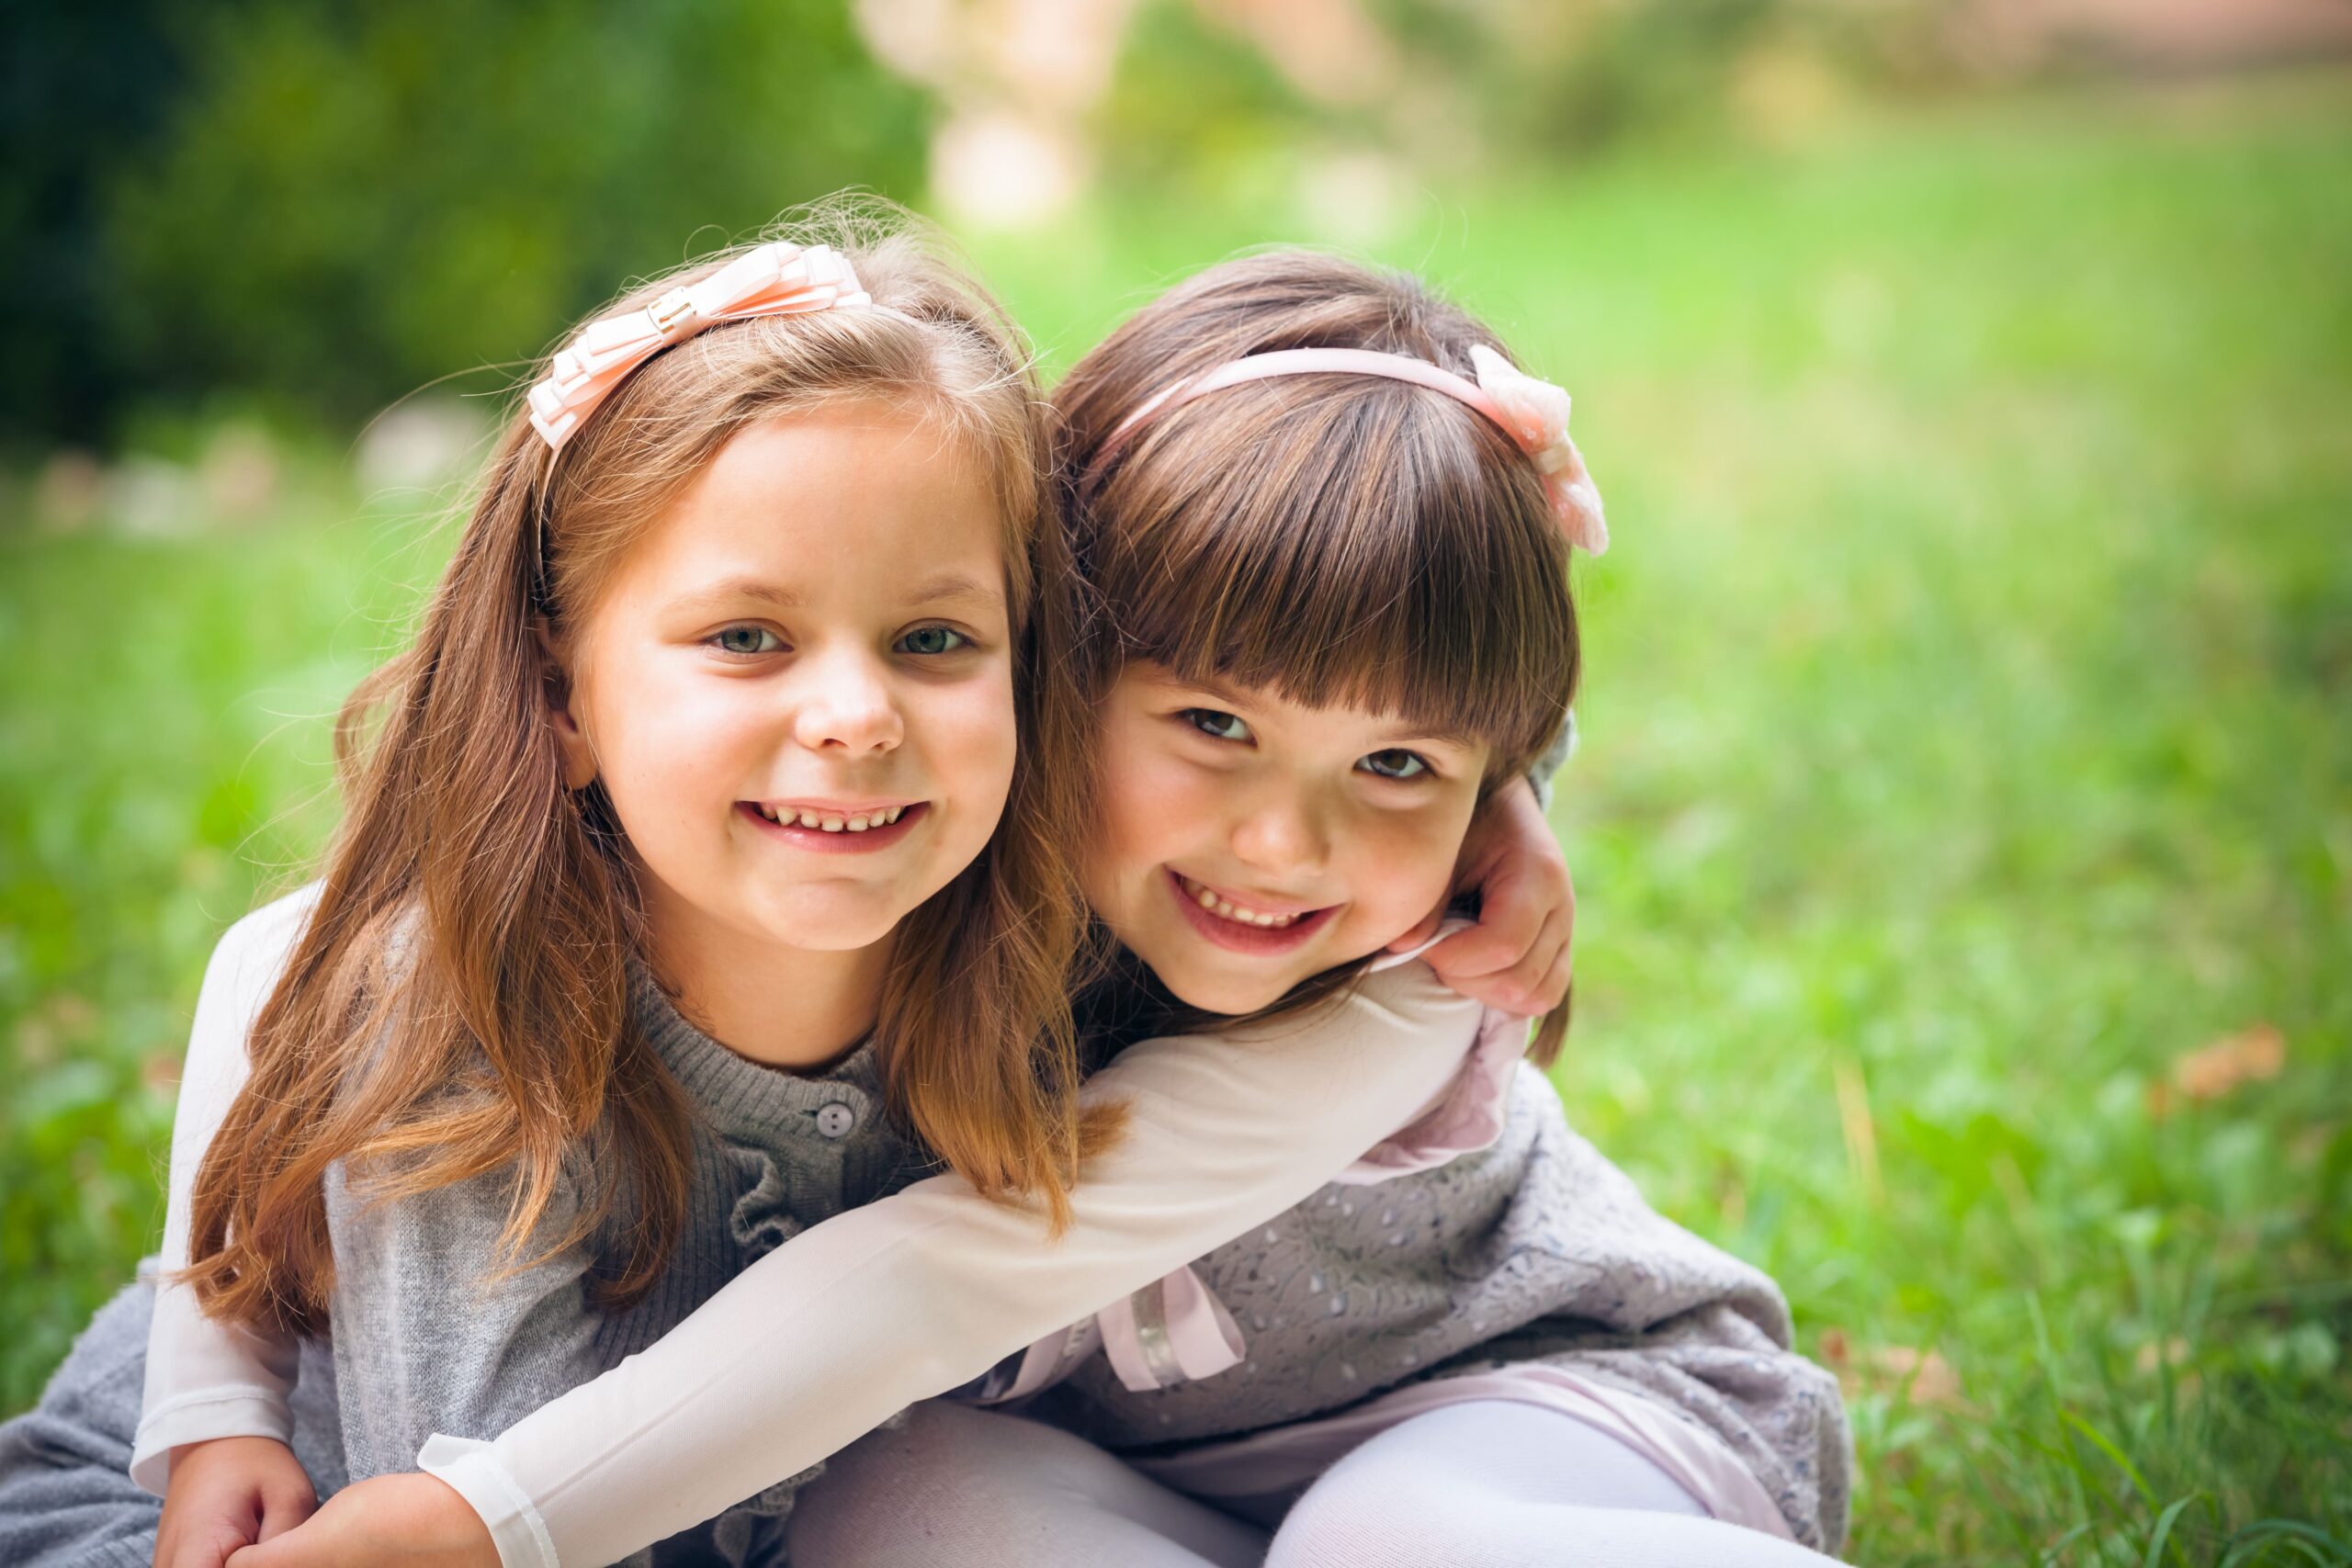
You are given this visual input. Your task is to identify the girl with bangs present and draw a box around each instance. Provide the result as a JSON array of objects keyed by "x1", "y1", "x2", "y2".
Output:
[
  {"x1": 787, "y1": 256, "x2": 1852, "y2": 1566},
  {"x1": 0, "y1": 217, "x2": 1577, "y2": 1568},
  {"x1": 173, "y1": 253, "x2": 1845, "y2": 1568}
]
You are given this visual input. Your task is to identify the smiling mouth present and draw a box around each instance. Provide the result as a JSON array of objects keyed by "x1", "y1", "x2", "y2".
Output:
[
  {"x1": 739, "y1": 800, "x2": 928, "y2": 853},
  {"x1": 1166, "y1": 869, "x2": 1335, "y2": 954},
  {"x1": 750, "y1": 803, "x2": 913, "y2": 832},
  {"x1": 1174, "y1": 873, "x2": 1317, "y2": 928}
]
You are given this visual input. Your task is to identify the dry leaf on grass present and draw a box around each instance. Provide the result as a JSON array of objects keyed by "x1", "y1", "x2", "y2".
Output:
[
  {"x1": 1818, "y1": 1329, "x2": 1967, "y2": 1408},
  {"x1": 2147, "y1": 1023, "x2": 2287, "y2": 1118}
]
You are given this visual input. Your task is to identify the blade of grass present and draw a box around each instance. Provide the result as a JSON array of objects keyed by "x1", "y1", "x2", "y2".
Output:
[{"x1": 2141, "y1": 1492, "x2": 2206, "y2": 1568}]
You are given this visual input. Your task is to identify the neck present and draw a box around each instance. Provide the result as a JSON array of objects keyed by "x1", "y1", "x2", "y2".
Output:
[{"x1": 640, "y1": 889, "x2": 893, "y2": 1072}]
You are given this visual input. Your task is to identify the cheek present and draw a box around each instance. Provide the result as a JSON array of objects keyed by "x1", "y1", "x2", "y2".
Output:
[
  {"x1": 589, "y1": 664, "x2": 765, "y2": 806},
  {"x1": 1090, "y1": 735, "x2": 1206, "y2": 888},
  {"x1": 917, "y1": 671, "x2": 1018, "y2": 817},
  {"x1": 1344, "y1": 798, "x2": 1478, "y2": 925}
]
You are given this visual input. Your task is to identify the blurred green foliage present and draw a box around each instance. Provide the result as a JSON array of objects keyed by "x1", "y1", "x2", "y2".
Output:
[
  {"x1": 6, "y1": 0, "x2": 927, "y2": 443},
  {"x1": 7, "y1": 0, "x2": 2026, "y2": 446}
]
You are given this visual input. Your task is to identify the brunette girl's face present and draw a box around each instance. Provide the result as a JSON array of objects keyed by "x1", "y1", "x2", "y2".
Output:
[
  {"x1": 551, "y1": 401, "x2": 1017, "y2": 958},
  {"x1": 1083, "y1": 664, "x2": 1490, "y2": 1015}
]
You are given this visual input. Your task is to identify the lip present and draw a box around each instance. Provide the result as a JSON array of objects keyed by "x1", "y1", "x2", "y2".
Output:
[
  {"x1": 1163, "y1": 867, "x2": 1335, "y2": 956},
  {"x1": 739, "y1": 799, "x2": 929, "y2": 855}
]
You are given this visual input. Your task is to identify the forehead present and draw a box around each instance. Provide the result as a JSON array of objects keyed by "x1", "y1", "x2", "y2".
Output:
[{"x1": 625, "y1": 403, "x2": 1007, "y2": 599}]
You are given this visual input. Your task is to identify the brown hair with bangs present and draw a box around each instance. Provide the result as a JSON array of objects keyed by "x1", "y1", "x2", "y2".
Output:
[
  {"x1": 1056, "y1": 251, "x2": 1579, "y2": 1061},
  {"x1": 186, "y1": 199, "x2": 1106, "y2": 1337}
]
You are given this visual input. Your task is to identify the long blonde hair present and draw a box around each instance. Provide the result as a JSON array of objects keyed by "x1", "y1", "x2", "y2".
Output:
[{"x1": 187, "y1": 203, "x2": 1103, "y2": 1336}]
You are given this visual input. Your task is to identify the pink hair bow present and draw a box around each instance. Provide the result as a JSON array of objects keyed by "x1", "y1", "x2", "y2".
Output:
[
  {"x1": 1469, "y1": 345, "x2": 1608, "y2": 556},
  {"x1": 526, "y1": 243, "x2": 875, "y2": 452}
]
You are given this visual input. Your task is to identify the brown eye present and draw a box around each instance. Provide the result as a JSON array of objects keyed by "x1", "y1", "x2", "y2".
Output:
[
  {"x1": 1360, "y1": 749, "x2": 1430, "y2": 780},
  {"x1": 1182, "y1": 708, "x2": 1251, "y2": 742}
]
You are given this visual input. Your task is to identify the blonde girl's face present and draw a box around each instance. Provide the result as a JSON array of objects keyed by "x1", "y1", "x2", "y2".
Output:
[
  {"x1": 552, "y1": 401, "x2": 1017, "y2": 959},
  {"x1": 1082, "y1": 664, "x2": 1490, "y2": 1015}
]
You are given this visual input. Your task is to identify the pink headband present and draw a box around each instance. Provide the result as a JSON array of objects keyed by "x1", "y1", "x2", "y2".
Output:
[
  {"x1": 526, "y1": 243, "x2": 885, "y2": 453},
  {"x1": 1109, "y1": 345, "x2": 1607, "y2": 555}
]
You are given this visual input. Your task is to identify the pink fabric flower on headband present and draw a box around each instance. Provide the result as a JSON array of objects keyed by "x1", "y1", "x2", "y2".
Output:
[
  {"x1": 1469, "y1": 344, "x2": 1608, "y2": 556},
  {"x1": 526, "y1": 243, "x2": 876, "y2": 451}
]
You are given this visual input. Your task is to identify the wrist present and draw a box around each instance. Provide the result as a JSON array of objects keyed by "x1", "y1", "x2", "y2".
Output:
[
  {"x1": 418, "y1": 1435, "x2": 548, "y2": 1568},
  {"x1": 168, "y1": 1432, "x2": 289, "y2": 1479}
]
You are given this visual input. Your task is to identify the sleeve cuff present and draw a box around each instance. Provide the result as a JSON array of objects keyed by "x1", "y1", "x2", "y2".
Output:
[
  {"x1": 1528, "y1": 708, "x2": 1577, "y2": 810},
  {"x1": 130, "y1": 1389, "x2": 297, "y2": 1496},
  {"x1": 417, "y1": 1434, "x2": 560, "y2": 1568}
]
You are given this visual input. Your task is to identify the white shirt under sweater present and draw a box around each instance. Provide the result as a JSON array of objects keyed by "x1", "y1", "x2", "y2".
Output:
[{"x1": 136, "y1": 886, "x2": 1485, "y2": 1568}]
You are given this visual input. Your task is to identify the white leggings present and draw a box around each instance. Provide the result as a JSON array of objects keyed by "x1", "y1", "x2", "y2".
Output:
[{"x1": 785, "y1": 1399, "x2": 1843, "y2": 1566}]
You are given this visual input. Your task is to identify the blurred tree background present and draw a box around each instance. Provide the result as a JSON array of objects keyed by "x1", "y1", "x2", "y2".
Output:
[
  {"x1": 5, "y1": 0, "x2": 928, "y2": 440},
  {"x1": 4, "y1": 2, "x2": 2349, "y2": 1564}
]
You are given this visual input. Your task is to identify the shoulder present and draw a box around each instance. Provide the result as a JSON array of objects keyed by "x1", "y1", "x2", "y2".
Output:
[
  {"x1": 1343, "y1": 954, "x2": 1489, "y2": 1043},
  {"x1": 1228, "y1": 951, "x2": 1494, "y2": 1060},
  {"x1": 1336, "y1": 976, "x2": 1527, "y2": 1180},
  {"x1": 204, "y1": 882, "x2": 437, "y2": 1016},
  {"x1": 188, "y1": 882, "x2": 327, "y2": 1049},
  {"x1": 206, "y1": 881, "x2": 326, "y2": 988}
]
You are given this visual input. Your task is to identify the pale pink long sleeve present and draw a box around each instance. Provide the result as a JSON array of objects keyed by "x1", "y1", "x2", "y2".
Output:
[
  {"x1": 421, "y1": 960, "x2": 1486, "y2": 1568},
  {"x1": 130, "y1": 886, "x2": 322, "y2": 1493},
  {"x1": 130, "y1": 888, "x2": 1488, "y2": 1565}
]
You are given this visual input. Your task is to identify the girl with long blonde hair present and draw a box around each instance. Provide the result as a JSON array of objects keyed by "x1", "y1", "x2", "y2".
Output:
[{"x1": 2, "y1": 205, "x2": 1111, "y2": 1567}]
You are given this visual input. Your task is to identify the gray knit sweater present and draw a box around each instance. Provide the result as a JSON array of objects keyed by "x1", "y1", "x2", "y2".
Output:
[{"x1": 320, "y1": 968, "x2": 933, "y2": 1565}]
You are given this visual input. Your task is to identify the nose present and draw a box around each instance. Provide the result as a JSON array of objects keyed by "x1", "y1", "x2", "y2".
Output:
[
  {"x1": 791, "y1": 646, "x2": 904, "y2": 754},
  {"x1": 1228, "y1": 782, "x2": 1329, "y2": 876}
]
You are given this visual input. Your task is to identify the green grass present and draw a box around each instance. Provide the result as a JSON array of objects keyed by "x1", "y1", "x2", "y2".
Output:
[{"x1": 5, "y1": 74, "x2": 2348, "y2": 1565}]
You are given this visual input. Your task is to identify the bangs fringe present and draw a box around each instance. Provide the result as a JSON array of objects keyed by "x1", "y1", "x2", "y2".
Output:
[{"x1": 1091, "y1": 378, "x2": 1576, "y2": 775}]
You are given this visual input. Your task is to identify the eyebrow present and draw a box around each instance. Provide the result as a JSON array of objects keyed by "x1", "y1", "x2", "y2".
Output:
[
  {"x1": 670, "y1": 572, "x2": 1005, "y2": 615},
  {"x1": 677, "y1": 579, "x2": 801, "y2": 612},
  {"x1": 904, "y1": 572, "x2": 1005, "y2": 611},
  {"x1": 1148, "y1": 671, "x2": 1486, "y2": 752},
  {"x1": 1366, "y1": 720, "x2": 1486, "y2": 753}
]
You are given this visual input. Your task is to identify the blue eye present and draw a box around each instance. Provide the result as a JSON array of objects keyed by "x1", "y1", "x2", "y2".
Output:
[
  {"x1": 1183, "y1": 708, "x2": 1253, "y2": 743},
  {"x1": 1360, "y1": 749, "x2": 1430, "y2": 780},
  {"x1": 898, "y1": 626, "x2": 970, "y2": 656},
  {"x1": 713, "y1": 626, "x2": 782, "y2": 655}
]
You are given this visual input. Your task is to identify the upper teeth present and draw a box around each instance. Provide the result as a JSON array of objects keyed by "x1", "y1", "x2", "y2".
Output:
[
  {"x1": 1180, "y1": 874, "x2": 1303, "y2": 929},
  {"x1": 754, "y1": 804, "x2": 909, "y2": 831}
]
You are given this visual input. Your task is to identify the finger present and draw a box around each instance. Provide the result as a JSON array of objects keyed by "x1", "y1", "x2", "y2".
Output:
[
  {"x1": 1490, "y1": 907, "x2": 1570, "y2": 1014},
  {"x1": 1448, "y1": 907, "x2": 1568, "y2": 1015},
  {"x1": 1510, "y1": 907, "x2": 1575, "y2": 1014},
  {"x1": 1521, "y1": 919, "x2": 1576, "y2": 1016},
  {"x1": 1384, "y1": 900, "x2": 1445, "y2": 954},
  {"x1": 224, "y1": 1522, "x2": 310, "y2": 1568},
  {"x1": 166, "y1": 1520, "x2": 245, "y2": 1568},
  {"x1": 256, "y1": 1480, "x2": 320, "y2": 1542},
  {"x1": 1421, "y1": 878, "x2": 1535, "y2": 980},
  {"x1": 225, "y1": 1533, "x2": 301, "y2": 1568}
]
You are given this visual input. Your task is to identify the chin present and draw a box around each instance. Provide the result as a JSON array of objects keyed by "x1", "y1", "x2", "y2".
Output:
[
  {"x1": 749, "y1": 887, "x2": 913, "y2": 953},
  {"x1": 1155, "y1": 962, "x2": 1295, "y2": 1020}
]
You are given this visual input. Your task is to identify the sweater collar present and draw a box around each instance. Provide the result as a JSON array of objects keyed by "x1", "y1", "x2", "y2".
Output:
[{"x1": 627, "y1": 962, "x2": 887, "y2": 1144}]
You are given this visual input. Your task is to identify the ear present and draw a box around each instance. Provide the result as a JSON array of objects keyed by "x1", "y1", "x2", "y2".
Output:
[{"x1": 534, "y1": 616, "x2": 599, "y2": 791}]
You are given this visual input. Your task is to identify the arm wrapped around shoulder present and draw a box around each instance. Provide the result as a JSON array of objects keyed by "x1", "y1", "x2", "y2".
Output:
[{"x1": 435, "y1": 959, "x2": 1488, "y2": 1568}]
